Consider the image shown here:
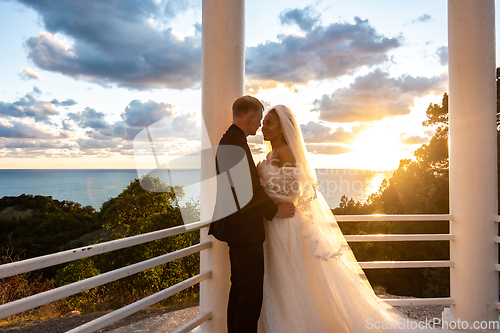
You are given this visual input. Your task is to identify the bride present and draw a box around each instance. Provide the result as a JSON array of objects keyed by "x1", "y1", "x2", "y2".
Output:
[{"x1": 256, "y1": 105, "x2": 404, "y2": 332}]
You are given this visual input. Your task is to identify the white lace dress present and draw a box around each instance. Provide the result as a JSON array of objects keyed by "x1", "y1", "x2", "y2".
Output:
[{"x1": 256, "y1": 155, "x2": 403, "y2": 333}]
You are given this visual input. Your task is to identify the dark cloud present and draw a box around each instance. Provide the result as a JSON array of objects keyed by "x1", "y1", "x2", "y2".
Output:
[
  {"x1": 246, "y1": 16, "x2": 400, "y2": 89},
  {"x1": 68, "y1": 107, "x2": 109, "y2": 130},
  {"x1": 65, "y1": 99, "x2": 199, "y2": 142},
  {"x1": 84, "y1": 127, "x2": 139, "y2": 142},
  {"x1": 306, "y1": 144, "x2": 351, "y2": 155},
  {"x1": 19, "y1": 68, "x2": 43, "y2": 80},
  {"x1": 122, "y1": 100, "x2": 174, "y2": 128},
  {"x1": 0, "y1": 88, "x2": 59, "y2": 122},
  {"x1": 0, "y1": 119, "x2": 70, "y2": 139},
  {"x1": 411, "y1": 14, "x2": 432, "y2": 24},
  {"x1": 121, "y1": 100, "x2": 199, "y2": 140},
  {"x1": 279, "y1": 6, "x2": 320, "y2": 32},
  {"x1": 436, "y1": 45, "x2": 448, "y2": 66},
  {"x1": 51, "y1": 98, "x2": 77, "y2": 107},
  {"x1": 313, "y1": 69, "x2": 447, "y2": 123},
  {"x1": 19, "y1": 0, "x2": 202, "y2": 90},
  {"x1": 301, "y1": 122, "x2": 366, "y2": 143}
]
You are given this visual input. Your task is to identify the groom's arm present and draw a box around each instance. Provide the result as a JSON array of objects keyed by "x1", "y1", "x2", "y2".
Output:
[
  {"x1": 220, "y1": 132, "x2": 279, "y2": 220},
  {"x1": 240, "y1": 140, "x2": 279, "y2": 221},
  {"x1": 252, "y1": 178, "x2": 279, "y2": 221}
]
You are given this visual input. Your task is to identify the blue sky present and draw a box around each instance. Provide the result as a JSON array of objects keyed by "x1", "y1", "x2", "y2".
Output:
[{"x1": 0, "y1": 0, "x2": 496, "y2": 169}]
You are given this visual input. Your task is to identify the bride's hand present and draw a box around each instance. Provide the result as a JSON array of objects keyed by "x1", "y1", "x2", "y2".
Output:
[{"x1": 275, "y1": 202, "x2": 295, "y2": 218}]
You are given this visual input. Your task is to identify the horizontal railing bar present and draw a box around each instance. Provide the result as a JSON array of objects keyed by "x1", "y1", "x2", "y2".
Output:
[
  {"x1": 172, "y1": 311, "x2": 212, "y2": 333},
  {"x1": 344, "y1": 234, "x2": 454, "y2": 242},
  {"x1": 359, "y1": 260, "x2": 453, "y2": 269},
  {"x1": 335, "y1": 214, "x2": 452, "y2": 222},
  {"x1": 495, "y1": 264, "x2": 500, "y2": 272},
  {"x1": 381, "y1": 298, "x2": 454, "y2": 306},
  {"x1": 67, "y1": 270, "x2": 212, "y2": 333},
  {"x1": 496, "y1": 303, "x2": 500, "y2": 311},
  {"x1": 0, "y1": 220, "x2": 212, "y2": 279},
  {"x1": 0, "y1": 242, "x2": 212, "y2": 320},
  {"x1": 495, "y1": 237, "x2": 500, "y2": 243},
  {"x1": 495, "y1": 216, "x2": 500, "y2": 223}
]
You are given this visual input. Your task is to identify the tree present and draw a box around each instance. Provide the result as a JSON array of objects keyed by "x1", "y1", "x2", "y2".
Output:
[
  {"x1": 55, "y1": 175, "x2": 200, "y2": 311},
  {"x1": 334, "y1": 93, "x2": 451, "y2": 297},
  {"x1": 0, "y1": 195, "x2": 99, "y2": 280}
]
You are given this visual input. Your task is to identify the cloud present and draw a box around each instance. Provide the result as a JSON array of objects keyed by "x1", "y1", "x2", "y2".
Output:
[
  {"x1": 68, "y1": 107, "x2": 110, "y2": 130},
  {"x1": 65, "y1": 99, "x2": 199, "y2": 142},
  {"x1": 313, "y1": 69, "x2": 447, "y2": 123},
  {"x1": 19, "y1": 68, "x2": 43, "y2": 80},
  {"x1": 248, "y1": 134, "x2": 263, "y2": 144},
  {"x1": 84, "y1": 125, "x2": 142, "y2": 142},
  {"x1": 301, "y1": 122, "x2": 367, "y2": 143},
  {"x1": 0, "y1": 88, "x2": 59, "y2": 122},
  {"x1": 306, "y1": 144, "x2": 351, "y2": 155},
  {"x1": 400, "y1": 134, "x2": 429, "y2": 145},
  {"x1": 76, "y1": 138, "x2": 124, "y2": 150},
  {"x1": 411, "y1": 14, "x2": 432, "y2": 24},
  {"x1": 122, "y1": 100, "x2": 174, "y2": 128},
  {"x1": 51, "y1": 98, "x2": 77, "y2": 107},
  {"x1": 121, "y1": 100, "x2": 199, "y2": 140},
  {"x1": 279, "y1": 6, "x2": 320, "y2": 32},
  {"x1": 4, "y1": 140, "x2": 74, "y2": 149},
  {"x1": 0, "y1": 119, "x2": 70, "y2": 139},
  {"x1": 162, "y1": 0, "x2": 196, "y2": 19},
  {"x1": 249, "y1": 143, "x2": 264, "y2": 154},
  {"x1": 246, "y1": 15, "x2": 400, "y2": 89},
  {"x1": 436, "y1": 45, "x2": 448, "y2": 66},
  {"x1": 19, "y1": 0, "x2": 202, "y2": 90}
]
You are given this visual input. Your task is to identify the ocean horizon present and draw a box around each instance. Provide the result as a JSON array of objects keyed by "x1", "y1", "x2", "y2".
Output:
[{"x1": 0, "y1": 168, "x2": 394, "y2": 211}]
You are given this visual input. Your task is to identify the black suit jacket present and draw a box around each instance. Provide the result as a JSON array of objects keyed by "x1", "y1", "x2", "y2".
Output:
[{"x1": 208, "y1": 124, "x2": 278, "y2": 245}]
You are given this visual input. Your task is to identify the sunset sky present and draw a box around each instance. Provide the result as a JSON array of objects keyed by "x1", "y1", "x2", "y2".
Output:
[{"x1": 0, "y1": 0, "x2": 498, "y2": 170}]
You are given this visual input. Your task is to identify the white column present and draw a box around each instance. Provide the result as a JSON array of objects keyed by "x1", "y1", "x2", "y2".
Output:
[
  {"x1": 199, "y1": 0, "x2": 245, "y2": 332},
  {"x1": 448, "y1": 0, "x2": 498, "y2": 325}
]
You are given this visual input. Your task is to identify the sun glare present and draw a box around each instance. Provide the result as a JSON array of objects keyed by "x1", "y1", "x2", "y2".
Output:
[{"x1": 350, "y1": 127, "x2": 408, "y2": 170}]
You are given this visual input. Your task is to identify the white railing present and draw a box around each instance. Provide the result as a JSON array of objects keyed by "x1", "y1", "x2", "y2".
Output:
[
  {"x1": 335, "y1": 214, "x2": 454, "y2": 307},
  {"x1": 1, "y1": 213, "x2": 498, "y2": 329},
  {"x1": 0, "y1": 220, "x2": 210, "y2": 278},
  {"x1": 0, "y1": 219, "x2": 212, "y2": 332}
]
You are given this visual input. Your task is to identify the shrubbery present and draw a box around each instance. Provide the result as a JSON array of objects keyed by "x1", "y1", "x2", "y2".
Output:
[
  {"x1": 0, "y1": 175, "x2": 200, "y2": 318},
  {"x1": 334, "y1": 92, "x2": 499, "y2": 297}
]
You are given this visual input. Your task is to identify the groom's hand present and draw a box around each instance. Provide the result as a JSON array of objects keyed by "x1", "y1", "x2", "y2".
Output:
[{"x1": 275, "y1": 202, "x2": 295, "y2": 218}]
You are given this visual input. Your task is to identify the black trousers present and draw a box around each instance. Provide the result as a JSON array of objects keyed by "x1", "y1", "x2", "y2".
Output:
[{"x1": 227, "y1": 243, "x2": 265, "y2": 333}]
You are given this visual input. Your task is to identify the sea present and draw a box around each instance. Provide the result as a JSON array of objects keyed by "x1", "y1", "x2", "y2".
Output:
[{"x1": 0, "y1": 169, "x2": 394, "y2": 211}]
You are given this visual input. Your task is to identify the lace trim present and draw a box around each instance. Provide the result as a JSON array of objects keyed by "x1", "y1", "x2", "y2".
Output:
[
  {"x1": 259, "y1": 162, "x2": 300, "y2": 199},
  {"x1": 296, "y1": 182, "x2": 319, "y2": 220}
]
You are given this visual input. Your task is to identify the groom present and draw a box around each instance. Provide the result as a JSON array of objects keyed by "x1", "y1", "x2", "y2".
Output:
[{"x1": 209, "y1": 95, "x2": 295, "y2": 333}]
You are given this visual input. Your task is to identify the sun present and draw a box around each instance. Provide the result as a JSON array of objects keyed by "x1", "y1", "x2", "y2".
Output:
[{"x1": 350, "y1": 127, "x2": 408, "y2": 170}]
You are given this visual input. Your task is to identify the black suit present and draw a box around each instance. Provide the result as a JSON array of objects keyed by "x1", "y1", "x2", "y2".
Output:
[{"x1": 208, "y1": 124, "x2": 278, "y2": 333}]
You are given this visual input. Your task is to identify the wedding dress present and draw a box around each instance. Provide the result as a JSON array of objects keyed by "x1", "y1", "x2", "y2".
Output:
[{"x1": 256, "y1": 105, "x2": 405, "y2": 333}]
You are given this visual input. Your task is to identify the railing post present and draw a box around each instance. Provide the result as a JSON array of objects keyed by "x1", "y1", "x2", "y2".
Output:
[
  {"x1": 448, "y1": 0, "x2": 498, "y2": 326},
  {"x1": 200, "y1": 0, "x2": 245, "y2": 332}
]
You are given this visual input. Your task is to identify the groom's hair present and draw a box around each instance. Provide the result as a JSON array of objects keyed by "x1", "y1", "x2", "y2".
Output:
[{"x1": 232, "y1": 95, "x2": 264, "y2": 118}]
